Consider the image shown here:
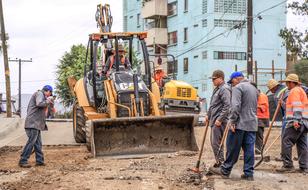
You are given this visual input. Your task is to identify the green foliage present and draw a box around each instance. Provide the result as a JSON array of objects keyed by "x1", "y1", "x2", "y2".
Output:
[
  {"x1": 279, "y1": 1, "x2": 308, "y2": 58},
  {"x1": 55, "y1": 44, "x2": 89, "y2": 107},
  {"x1": 293, "y1": 59, "x2": 308, "y2": 85}
]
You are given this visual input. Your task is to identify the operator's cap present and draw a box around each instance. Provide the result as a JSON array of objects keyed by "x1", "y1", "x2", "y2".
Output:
[
  {"x1": 227, "y1": 71, "x2": 244, "y2": 84},
  {"x1": 118, "y1": 44, "x2": 126, "y2": 52},
  {"x1": 209, "y1": 70, "x2": 225, "y2": 80},
  {"x1": 43, "y1": 85, "x2": 53, "y2": 95}
]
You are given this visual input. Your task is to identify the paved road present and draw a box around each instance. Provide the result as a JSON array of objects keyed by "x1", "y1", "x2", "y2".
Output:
[{"x1": 5, "y1": 122, "x2": 77, "y2": 146}]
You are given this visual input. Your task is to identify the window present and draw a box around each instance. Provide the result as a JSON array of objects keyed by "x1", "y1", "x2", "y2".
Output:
[
  {"x1": 213, "y1": 51, "x2": 246, "y2": 60},
  {"x1": 137, "y1": 13, "x2": 140, "y2": 26},
  {"x1": 214, "y1": 19, "x2": 245, "y2": 28},
  {"x1": 123, "y1": 16, "x2": 128, "y2": 32},
  {"x1": 183, "y1": 58, "x2": 189, "y2": 74},
  {"x1": 202, "y1": 19, "x2": 207, "y2": 27},
  {"x1": 168, "y1": 31, "x2": 178, "y2": 45},
  {"x1": 202, "y1": 0, "x2": 207, "y2": 14},
  {"x1": 137, "y1": 41, "x2": 140, "y2": 52},
  {"x1": 184, "y1": 0, "x2": 188, "y2": 12},
  {"x1": 214, "y1": 0, "x2": 246, "y2": 14},
  {"x1": 184, "y1": 27, "x2": 188, "y2": 42},
  {"x1": 202, "y1": 83, "x2": 207, "y2": 92},
  {"x1": 168, "y1": 1, "x2": 177, "y2": 16},
  {"x1": 202, "y1": 51, "x2": 207, "y2": 59},
  {"x1": 167, "y1": 60, "x2": 178, "y2": 75}
]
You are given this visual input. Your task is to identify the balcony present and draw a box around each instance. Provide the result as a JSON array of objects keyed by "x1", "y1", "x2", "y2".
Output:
[
  {"x1": 141, "y1": 0, "x2": 167, "y2": 19},
  {"x1": 145, "y1": 28, "x2": 168, "y2": 46}
]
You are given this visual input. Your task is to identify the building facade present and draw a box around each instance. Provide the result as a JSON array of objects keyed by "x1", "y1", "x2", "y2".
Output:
[{"x1": 123, "y1": 0, "x2": 287, "y2": 100}]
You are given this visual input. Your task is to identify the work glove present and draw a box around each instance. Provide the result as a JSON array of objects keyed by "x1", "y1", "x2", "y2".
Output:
[{"x1": 47, "y1": 96, "x2": 54, "y2": 104}]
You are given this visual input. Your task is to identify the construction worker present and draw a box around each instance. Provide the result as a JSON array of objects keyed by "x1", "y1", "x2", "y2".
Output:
[
  {"x1": 154, "y1": 67, "x2": 166, "y2": 88},
  {"x1": 206, "y1": 70, "x2": 231, "y2": 167},
  {"x1": 19, "y1": 85, "x2": 54, "y2": 168},
  {"x1": 277, "y1": 74, "x2": 308, "y2": 173},
  {"x1": 209, "y1": 72, "x2": 259, "y2": 181},
  {"x1": 255, "y1": 90, "x2": 270, "y2": 155},
  {"x1": 103, "y1": 44, "x2": 131, "y2": 75},
  {"x1": 267, "y1": 79, "x2": 289, "y2": 161}
]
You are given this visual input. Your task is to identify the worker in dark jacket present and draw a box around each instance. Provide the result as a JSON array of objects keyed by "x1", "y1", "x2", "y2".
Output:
[
  {"x1": 209, "y1": 72, "x2": 259, "y2": 181},
  {"x1": 267, "y1": 79, "x2": 289, "y2": 161},
  {"x1": 19, "y1": 85, "x2": 54, "y2": 168},
  {"x1": 206, "y1": 70, "x2": 231, "y2": 167}
]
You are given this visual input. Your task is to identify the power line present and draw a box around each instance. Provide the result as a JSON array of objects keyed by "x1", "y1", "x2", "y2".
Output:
[
  {"x1": 0, "y1": 79, "x2": 54, "y2": 84},
  {"x1": 174, "y1": 0, "x2": 288, "y2": 58}
]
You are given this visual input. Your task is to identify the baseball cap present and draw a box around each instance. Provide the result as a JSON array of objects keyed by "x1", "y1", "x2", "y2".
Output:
[
  {"x1": 43, "y1": 85, "x2": 53, "y2": 95},
  {"x1": 209, "y1": 70, "x2": 225, "y2": 80},
  {"x1": 227, "y1": 72, "x2": 244, "y2": 84}
]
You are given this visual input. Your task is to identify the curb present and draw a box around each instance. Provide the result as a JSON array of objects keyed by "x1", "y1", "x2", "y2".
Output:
[
  {"x1": 46, "y1": 119, "x2": 72, "y2": 122},
  {"x1": 0, "y1": 118, "x2": 23, "y2": 139}
]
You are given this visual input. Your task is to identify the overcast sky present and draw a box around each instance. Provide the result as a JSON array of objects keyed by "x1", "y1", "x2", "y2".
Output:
[
  {"x1": 0, "y1": 0, "x2": 123, "y2": 96},
  {"x1": 0, "y1": 0, "x2": 306, "y2": 96}
]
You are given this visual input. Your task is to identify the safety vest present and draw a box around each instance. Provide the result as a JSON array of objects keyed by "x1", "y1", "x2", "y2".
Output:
[
  {"x1": 276, "y1": 86, "x2": 288, "y2": 99},
  {"x1": 286, "y1": 86, "x2": 308, "y2": 122},
  {"x1": 257, "y1": 92, "x2": 270, "y2": 119}
]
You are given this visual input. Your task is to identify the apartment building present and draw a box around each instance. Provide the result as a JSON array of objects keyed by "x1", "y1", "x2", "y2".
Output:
[{"x1": 123, "y1": 0, "x2": 287, "y2": 100}]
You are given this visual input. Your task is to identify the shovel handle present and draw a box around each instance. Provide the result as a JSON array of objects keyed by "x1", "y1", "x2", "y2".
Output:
[
  {"x1": 262, "y1": 96, "x2": 283, "y2": 150},
  {"x1": 195, "y1": 120, "x2": 210, "y2": 168}
]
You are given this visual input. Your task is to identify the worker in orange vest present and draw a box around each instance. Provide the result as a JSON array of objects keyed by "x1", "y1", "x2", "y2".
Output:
[
  {"x1": 255, "y1": 90, "x2": 270, "y2": 155},
  {"x1": 154, "y1": 68, "x2": 166, "y2": 88},
  {"x1": 277, "y1": 74, "x2": 308, "y2": 173}
]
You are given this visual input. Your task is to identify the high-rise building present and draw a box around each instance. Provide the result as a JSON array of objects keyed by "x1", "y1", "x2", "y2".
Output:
[{"x1": 123, "y1": 0, "x2": 287, "y2": 100}]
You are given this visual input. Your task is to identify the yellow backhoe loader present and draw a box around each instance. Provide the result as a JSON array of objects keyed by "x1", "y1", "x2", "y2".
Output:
[
  {"x1": 69, "y1": 32, "x2": 198, "y2": 157},
  {"x1": 67, "y1": 4, "x2": 198, "y2": 157}
]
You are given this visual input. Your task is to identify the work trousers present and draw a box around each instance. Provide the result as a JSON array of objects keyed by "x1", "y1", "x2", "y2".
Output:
[
  {"x1": 19, "y1": 128, "x2": 44, "y2": 164},
  {"x1": 210, "y1": 123, "x2": 226, "y2": 163},
  {"x1": 221, "y1": 129, "x2": 256, "y2": 177},
  {"x1": 281, "y1": 125, "x2": 308, "y2": 169},
  {"x1": 255, "y1": 118, "x2": 269, "y2": 154}
]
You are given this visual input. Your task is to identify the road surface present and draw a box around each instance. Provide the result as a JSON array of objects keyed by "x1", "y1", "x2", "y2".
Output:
[{"x1": 0, "y1": 123, "x2": 307, "y2": 190}]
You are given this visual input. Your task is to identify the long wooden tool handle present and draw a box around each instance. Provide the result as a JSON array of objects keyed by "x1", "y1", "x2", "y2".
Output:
[
  {"x1": 195, "y1": 121, "x2": 210, "y2": 168},
  {"x1": 264, "y1": 134, "x2": 281, "y2": 155},
  {"x1": 215, "y1": 123, "x2": 230, "y2": 162},
  {"x1": 263, "y1": 97, "x2": 282, "y2": 149}
]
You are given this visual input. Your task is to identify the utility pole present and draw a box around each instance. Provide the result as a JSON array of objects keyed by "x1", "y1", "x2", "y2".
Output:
[
  {"x1": 247, "y1": 0, "x2": 253, "y2": 81},
  {"x1": 8, "y1": 58, "x2": 32, "y2": 117},
  {"x1": 0, "y1": 0, "x2": 12, "y2": 117}
]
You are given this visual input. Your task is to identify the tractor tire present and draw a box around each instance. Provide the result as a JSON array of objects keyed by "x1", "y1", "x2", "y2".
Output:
[
  {"x1": 73, "y1": 103, "x2": 86, "y2": 143},
  {"x1": 85, "y1": 121, "x2": 92, "y2": 152}
]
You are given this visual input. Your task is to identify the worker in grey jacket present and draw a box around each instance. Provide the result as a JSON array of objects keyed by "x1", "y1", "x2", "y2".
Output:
[
  {"x1": 207, "y1": 70, "x2": 231, "y2": 167},
  {"x1": 19, "y1": 85, "x2": 54, "y2": 168},
  {"x1": 209, "y1": 72, "x2": 259, "y2": 181}
]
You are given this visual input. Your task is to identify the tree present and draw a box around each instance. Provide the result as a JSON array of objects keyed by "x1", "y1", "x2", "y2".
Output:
[
  {"x1": 293, "y1": 59, "x2": 308, "y2": 85},
  {"x1": 279, "y1": 1, "x2": 308, "y2": 58},
  {"x1": 55, "y1": 44, "x2": 88, "y2": 107}
]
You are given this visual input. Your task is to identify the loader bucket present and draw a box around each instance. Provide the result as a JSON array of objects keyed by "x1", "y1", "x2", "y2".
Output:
[{"x1": 88, "y1": 115, "x2": 198, "y2": 156}]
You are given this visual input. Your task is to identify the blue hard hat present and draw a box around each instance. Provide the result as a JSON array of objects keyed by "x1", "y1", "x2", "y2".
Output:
[
  {"x1": 42, "y1": 85, "x2": 53, "y2": 92},
  {"x1": 227, "y1": 72, "x2": 244, "y2": 84}
]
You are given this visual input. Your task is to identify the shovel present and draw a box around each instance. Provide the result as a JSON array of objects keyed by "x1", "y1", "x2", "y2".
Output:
[
  {"x1": 191, "y1": 120, "x2": 210, "y2": 173},
  {"x1": 254, "y1": 96, "x2": 282, "y2": 168}
]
